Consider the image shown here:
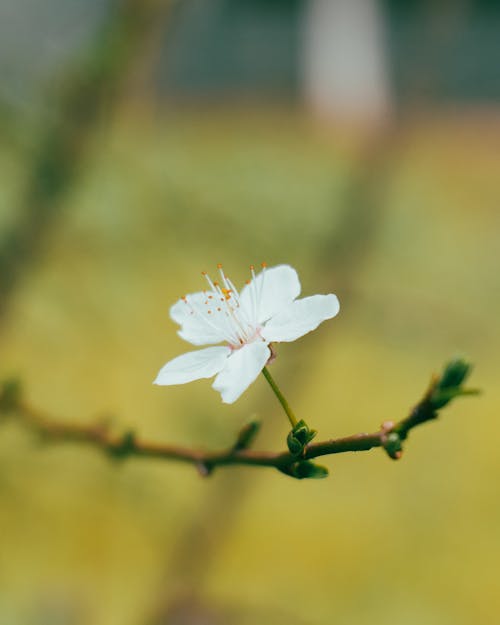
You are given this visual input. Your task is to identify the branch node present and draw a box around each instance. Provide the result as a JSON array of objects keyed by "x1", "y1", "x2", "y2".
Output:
[
  {"x1": 196, "y1": 461, "x2": 214, "y2": 477},
  {"x1": 383, "y1": 432, "x2": 404, "y2": 460},
  {"x1": 108, "y1": 430, "x2": 136, "y2": 460}
]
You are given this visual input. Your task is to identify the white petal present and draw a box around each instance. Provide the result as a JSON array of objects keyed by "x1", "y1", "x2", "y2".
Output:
[
  {"x1": 177, "y1": 325, "x2": 225, "y2": 346},
  {"x1": 212, "y1": 341, "x2": 270, "y2": 404},
  {"x1": 261, "y1": 294, "x2": 339, "y2": 343},
  {"x1": 170, "y1": 292, "x2": 228, "y2": 346},
  {"x1": 154, "y1": 346, "x2": 231, "y2": 385},
  {"x1": 239, "y1": 265, "x2": 301, "y2": 324}
]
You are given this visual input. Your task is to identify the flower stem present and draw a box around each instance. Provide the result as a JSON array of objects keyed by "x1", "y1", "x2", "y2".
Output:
[{"x1": 262, "y1": 366, "x2": 298, "y2": 428}]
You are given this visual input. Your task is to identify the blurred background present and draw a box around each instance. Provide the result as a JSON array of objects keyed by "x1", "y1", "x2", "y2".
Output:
[{"x1": 0, "y1": 1, "x2": 499, "y2": 623}]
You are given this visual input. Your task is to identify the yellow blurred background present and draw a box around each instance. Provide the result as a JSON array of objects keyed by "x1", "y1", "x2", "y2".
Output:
[{"x1": 0, "y1": 2, "x2": 499, "y2": 624}]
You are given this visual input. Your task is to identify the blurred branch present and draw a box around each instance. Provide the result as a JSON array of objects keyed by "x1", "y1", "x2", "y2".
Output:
[
  {"x1": 0, "y1": 0, "x2": 172, "y2": 320},
  {"x1": 317, "y1": 124, "x2": 405, "y2": 298},
  {"x1": 0, "y1": 359, "x2": 478, "y2": 480}
]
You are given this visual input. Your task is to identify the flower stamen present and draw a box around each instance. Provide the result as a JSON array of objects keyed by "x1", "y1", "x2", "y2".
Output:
[
  {"x1": 183, "y1": 294, "x2": 239, "y2": 345},
  {"x1": 249, "y1": 265, "x2": 259, "y2": 326},
  {"x1": 200, "y1": 267, "x2": 256, "y2": 346}
]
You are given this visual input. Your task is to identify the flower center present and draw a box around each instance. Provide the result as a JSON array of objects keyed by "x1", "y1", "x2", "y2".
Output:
[{"x1": 183, "y1": 263, "x2": 267, "y2": 349}]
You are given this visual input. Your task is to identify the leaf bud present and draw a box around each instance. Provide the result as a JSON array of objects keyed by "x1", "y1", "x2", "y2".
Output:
[
  {"x1": 289, "y1": 460, "x2": 329, "y2": 479},
  {"x1": 286, "y1": 419, "x2": 317, "y2": 457}
]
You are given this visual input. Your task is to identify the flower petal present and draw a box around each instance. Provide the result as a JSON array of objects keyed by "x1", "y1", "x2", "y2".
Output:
[
  {"x1": 177, "y1": 324, "x2": 225, "y2": 346},
  {"x1": 239, "y1": 265, "x2": 301, "y2": 324},
  {"x1": 212, "y1": 341, "x2": 270, "y2": 404},
  {"x1": 170, "y1": 292, "x2": 228, "y2": 346},
  {"x1": 261, "y1": 294, "x2": 339, "y2": 343},
  {"x1": 154, "y1": 346, "x2": 231, "y2": 385},
  {"x1": 170, "y1": 292, "x2": 207, "y2": 324}
]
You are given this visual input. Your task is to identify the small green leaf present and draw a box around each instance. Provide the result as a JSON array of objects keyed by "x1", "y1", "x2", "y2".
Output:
[{"x1": 286, "y1": 432, "x2": 304, "y2": 456}]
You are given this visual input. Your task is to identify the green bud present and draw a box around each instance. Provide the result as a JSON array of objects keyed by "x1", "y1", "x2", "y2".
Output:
[
  {"x1": 438, "y1": 358, "x2": 471, "y2": 390},
  {"x1": 109, "y1": 430, "x2": 136, "y2": 459},
  {"x1": 431, "y1": 388, "x2": 459, "y2": 409},
  {"x1": 286, "y1": 431, "x2": 304, "y2": 456},
  {"x1": 384, "y1": 432, "x2": 403, "y2": 460},
  {"x1": 286, "y1": 419, "x2": 317, "y2": 457},
  {"x1": 233, "y1": 419, "x2": 261, "y2": 451},
  {"x1": 289, "y1": 460, "x2": 329, "y2": 480},
  {"x1": 431, "y1": 358, "x2": 476, "y2": 409}
]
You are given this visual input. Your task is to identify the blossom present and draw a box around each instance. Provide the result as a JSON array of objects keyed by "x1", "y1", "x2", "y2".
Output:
[{"x1": 154, "y1": 264, "x2": 339, "y2": 404}]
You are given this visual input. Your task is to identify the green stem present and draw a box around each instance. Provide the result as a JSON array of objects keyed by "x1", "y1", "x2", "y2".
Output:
[{"x1": 262, "y1": 366, "x2": 298, "y2": 428}]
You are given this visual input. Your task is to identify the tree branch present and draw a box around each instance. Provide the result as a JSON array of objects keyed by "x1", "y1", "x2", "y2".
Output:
[{"x1": 0, "y1": 359, "x2": 478, "y2": 479}]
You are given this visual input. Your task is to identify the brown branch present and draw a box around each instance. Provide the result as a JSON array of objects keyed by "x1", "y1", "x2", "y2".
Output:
[
  {"x1": 0, "y1": 0, "x2": 172, "y2": 321},
  {"x1": 0, "y1": 359, "x2": 478, "y2": 479}
]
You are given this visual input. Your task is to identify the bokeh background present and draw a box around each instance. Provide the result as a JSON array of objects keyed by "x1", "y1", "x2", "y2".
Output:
[{"x1": 0, "y1": 1, "x2": 499, "y2": 624}]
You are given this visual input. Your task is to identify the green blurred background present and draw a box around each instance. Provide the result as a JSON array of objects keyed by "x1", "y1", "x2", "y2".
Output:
[{"x1": 0, "y1": 1, "x2": 498, "y2": 624}]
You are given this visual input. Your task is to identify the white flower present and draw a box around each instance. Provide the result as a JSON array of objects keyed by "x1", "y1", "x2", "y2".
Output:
[{"x1": 154, "y1": 264, "x2": 339, "y2": 404}]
